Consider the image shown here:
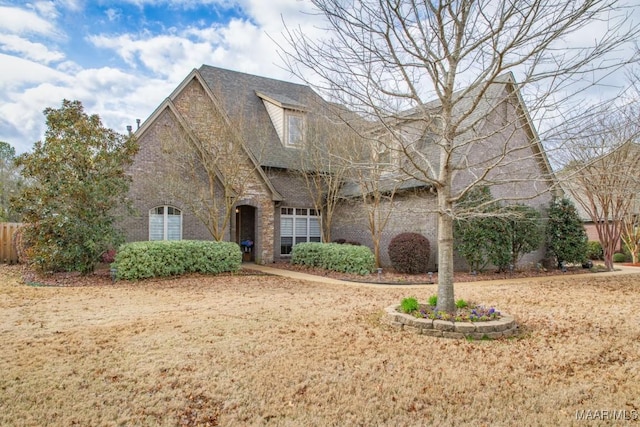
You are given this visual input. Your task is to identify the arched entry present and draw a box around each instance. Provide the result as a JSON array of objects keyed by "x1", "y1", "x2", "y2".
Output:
[{"x1": 235, "y1": 205, "x2": 256, "y2": 262}]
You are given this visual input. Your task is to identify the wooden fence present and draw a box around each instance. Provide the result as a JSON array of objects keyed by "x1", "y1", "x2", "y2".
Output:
[{"x1": 0, "y1": 222, "x2": 23, "y2": 264}]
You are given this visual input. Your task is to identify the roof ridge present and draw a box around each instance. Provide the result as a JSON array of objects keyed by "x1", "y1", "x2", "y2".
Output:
[{"x1": 198, "y1": 64, "x2": 309, "y2": 89}]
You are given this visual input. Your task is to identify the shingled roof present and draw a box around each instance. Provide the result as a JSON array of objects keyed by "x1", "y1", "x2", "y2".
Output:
[{"x1": 198, "y1": 65, "x2": 330, "y2": 170}]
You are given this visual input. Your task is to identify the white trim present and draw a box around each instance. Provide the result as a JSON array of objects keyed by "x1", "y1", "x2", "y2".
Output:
[
  {"x1": 280, "y1": 207, "x2": 321, "y2": 255},
  {"x1": 149, "y1": 205, "x2": 183, "y2": 241},
  {"x1": 284, "y1": 111, "x2": 305, "y2": 147}
]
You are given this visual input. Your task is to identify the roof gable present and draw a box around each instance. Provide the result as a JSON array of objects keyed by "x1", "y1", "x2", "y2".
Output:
[
  {"x1": 197, "y1": 65, "x2": 330, "y2": 169},
  {"x1": 134, "y1": 69, "x2": 283, "y2": 201}
]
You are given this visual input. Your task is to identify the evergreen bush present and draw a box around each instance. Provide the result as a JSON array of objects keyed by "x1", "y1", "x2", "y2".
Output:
[
  {"x1": 112, "y1": 240, "x2": 242, "y2": 280},
  {"x1": 546, "y1": 198, "x2": 588, "y2": 268},
  {"x1": 613, "y1": 252, "x2": 629, "y2": 263},
  {"x1": 387, "y1": 232, "x2": 431, "y2": 274},
  {"x1": 586, "y1": 241, "x2": 604, "y2": 260},
  {"x1": 291, "y1": 242, "x2": 375, "y2": 275}
]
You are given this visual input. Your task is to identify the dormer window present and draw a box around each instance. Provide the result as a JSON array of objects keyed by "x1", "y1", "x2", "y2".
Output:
[
  {"x1": 286, "y1": 112, "x2": 305, "y2": 147},
  {"x1": 373, "y1": 136, "x2": 398, "y2": 171},
  {"x1": 256, "y1": 91, "x2": 307, "y2": 148}
]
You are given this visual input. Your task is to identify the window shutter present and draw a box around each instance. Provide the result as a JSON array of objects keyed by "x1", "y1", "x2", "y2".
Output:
[
  {"x1": 167, "y1": 215, "x2": 182, "y2": 240},
  {"x1": 309, "y1": 218, "x2": 321, "y2": 238},
  {"x1": 281, "y1": 217, "x2": 293, "y2": 237},
  {"x1": 150, "y1": 214, "x2": 164, "y2": 241},
  {"x1": 295, "y1": 218, "x2": 307, "y2": 236}
]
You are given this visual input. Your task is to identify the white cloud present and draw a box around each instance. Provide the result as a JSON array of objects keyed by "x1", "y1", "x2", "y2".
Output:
[
  {"x1": 31, "y1": 1, "x2": 60, "y2": 20},
  {"x1": 61, "y1": 0, "x2": 84, "y2": 12},
  {"x1": 105, "y1": 8, "x2": 122, "y2": 22},
  {"x1": 0, "y1": 34, "x2": 65, "y2": 64},
  {"x1": 0, "y1": 62, "x2": 168, "y2": 153},
  {"x1": 0, "y1": 6, "x2": 61, "y2": 37},
  {"x1": 0, "y1": 54, "x2": 69, "y2": 91},
  {"x1": 88, "y1": 33, "x2": 216, "y2": 80},
  {"x1": 0, "y1": 82, "x2": 72, "y2": 152}
]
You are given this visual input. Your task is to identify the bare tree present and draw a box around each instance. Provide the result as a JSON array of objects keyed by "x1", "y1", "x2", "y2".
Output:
[
  {"x1": 280, "y1": 0, "x2": 638, "y2": 312},
  {"x1": 351, "y1": 132, "x2": 404, "y2": 268},
  {"x1": 559, "y1": 99, "x2": 640, "y2": 270},
  {"x1": 621, "y1": 211, "x2": 640, "y2": 264},
  {"x1": 297, "y1": 110, "x2": 356, "y2": 243},
  {"x1": 144, "y1": 98, "x2": 270, "y2": 242}
]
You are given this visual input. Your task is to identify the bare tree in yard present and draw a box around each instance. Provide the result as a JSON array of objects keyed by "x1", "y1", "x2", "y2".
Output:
[
  {"x1": 620, "y1": 66, "x2": 640, "y2": 265},
  {"x1": 559, "y1": 101, "x2": 640, "y2": 271},
  {"x1": 297, "y1": 110, "x2": 356, "y2": 243},
  {"x1": 351, "y1": 133, "x2": 404, "y2": 268},
  {"x1": 280, "y1": 0, "x2": 638, "y2": 312},
  {"x1": 151, "y1": 107, "x2": 268, "y2": 242},
  {"x1": 622, "y1": 210, "x2": 640, "y2": 264}
]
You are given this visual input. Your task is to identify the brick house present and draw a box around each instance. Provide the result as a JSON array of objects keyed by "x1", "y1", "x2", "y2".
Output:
[{"x1": 122, "y1": 65, "x2": 556, "y2": 269}]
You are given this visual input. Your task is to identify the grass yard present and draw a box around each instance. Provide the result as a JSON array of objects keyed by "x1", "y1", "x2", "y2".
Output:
[{"x1": 1, "y1": 265, "x2": 639, "y2": 426}]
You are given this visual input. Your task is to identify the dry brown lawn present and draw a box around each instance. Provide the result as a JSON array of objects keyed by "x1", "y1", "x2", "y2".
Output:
[{"x1": 1, "y1": 265, "x2": 639, "y2": 426}]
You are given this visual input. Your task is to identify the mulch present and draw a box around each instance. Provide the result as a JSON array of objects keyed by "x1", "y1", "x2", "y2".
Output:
[
  {"x1": 3, "y1": 259, "x2": 621, "y2": 288},
  {"x1": 269, "y1": 261, "x2": 597, "y2": 285}
]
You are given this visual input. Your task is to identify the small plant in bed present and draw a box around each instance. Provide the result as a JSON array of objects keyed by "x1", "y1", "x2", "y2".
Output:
[
  {"x1": 400, "y1": 297, "x2": 419, "y2": 313},
  {"x1": 399, "y1": 296, "x2": 501, "y2": 322}
]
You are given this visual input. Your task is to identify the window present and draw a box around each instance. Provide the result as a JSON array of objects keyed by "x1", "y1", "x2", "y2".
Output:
[
  {"x1": 285, "y1": 112, "x2": 304, "y2": 146},
  {"x1": 280, "y1": 207, "x2": 321, "y2": 255},
  {"x1": 149, "y1": 206, "x2": 182, "y2": 240},
  {"x1": 373, "y1": 136, "x2": 396, "y2": 170}
]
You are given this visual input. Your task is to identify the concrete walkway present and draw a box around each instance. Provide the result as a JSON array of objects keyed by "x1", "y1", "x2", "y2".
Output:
[{"x1": 243, "y1": 262, "x2": 640, "y2": 288}]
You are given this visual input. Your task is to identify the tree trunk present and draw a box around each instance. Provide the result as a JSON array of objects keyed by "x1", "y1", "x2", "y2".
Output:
[
  {"x1": 436, "y1": 190, "x2": 455, "y2": 313},
  {"x1": 372, "y1": 236, "x2": 381, "y2": 268},
  {"x1": 603, "y1": 235, "x2": 618, "y2": 270}
]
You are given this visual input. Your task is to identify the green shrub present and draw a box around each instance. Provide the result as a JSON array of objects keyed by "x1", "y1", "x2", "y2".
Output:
[
  {"x1": 400, "y1": 297, "x2": 419, "y2": 313},
  {"x1": 455, "y1": 299, "x2": 468, "y2": 309},
  {"x1": 428, "y1": 294, "x2": 438, "y2": 307},
  {"x1": 388, "y1": 232, "x2": 431, "y2": 274},
  {"x1": 613, "y1": 252, "x2": 629, "y2": 263},
  {"x1": 112, "y1": 240, "x2": 242, "y2": 280},
  {"x1": 546, "y1": 198, "x2": 588, "y2": 268},
  {"x1": 291, "y1": 242, "x2": 375, "y2": 275},
  {"x1": 586, "y1": 241, "x2": 604, "y2": 260}
]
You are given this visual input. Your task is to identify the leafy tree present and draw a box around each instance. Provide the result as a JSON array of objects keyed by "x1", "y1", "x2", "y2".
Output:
[
  {"x1": 454, "y1": 187, "x2": 501, "y2": 272},
  {"x1": 12, "y1": 100, "x2": 138, "y2": 273},
  {"x1": 546, "y1": 198, "x2": 588, "y2": 269},
  {"x1": 455, "y1": 190, "x2": 543, "y2": 271},
  {"x1": 507, "y1": 205, "x2": 544, "y2": 267},
  {"x1": 0, "y1": 141, "x2": 22, "y2": 222}
]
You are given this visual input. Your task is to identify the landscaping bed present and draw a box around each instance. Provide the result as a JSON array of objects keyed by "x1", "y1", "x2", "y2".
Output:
[{"x1": 272, "y1": 261, "x2": 598, "y2": 284}]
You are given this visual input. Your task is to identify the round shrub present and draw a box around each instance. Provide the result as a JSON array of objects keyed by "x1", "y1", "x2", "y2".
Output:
[
  {"x1": 613, "y1": 252, "x2": 629, "y2": 263},
  {"x1": 388, "y1": 232, "x2": 431, "y2": 274},
  {"x1": 586, "y1": 241, "x2": 603, "y2": 260}
]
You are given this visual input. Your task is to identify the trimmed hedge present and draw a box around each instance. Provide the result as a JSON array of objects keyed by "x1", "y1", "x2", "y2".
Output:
[
  {"x1": 291, "y1": 242, "x2": 375, "y2": 275},
  {"x1": 613, "y1": 252, "x2": 629, "y2": 263},
  {"x1": 112, "y1": 240, "x2": 242, "y2": 280}
]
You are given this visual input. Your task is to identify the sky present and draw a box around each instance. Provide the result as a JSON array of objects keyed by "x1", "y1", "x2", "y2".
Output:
[
  {"x1": 0, "y1": 0, "x2": 638, "y2": 155},
  {"x1": 0, "y1": 0, "x2": 325, "y2": 154}
]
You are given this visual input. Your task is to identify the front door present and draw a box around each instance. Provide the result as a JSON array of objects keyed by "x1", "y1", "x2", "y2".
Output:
[{"x1": 235, "y1": 205, "x2": 256, "y2": 262}]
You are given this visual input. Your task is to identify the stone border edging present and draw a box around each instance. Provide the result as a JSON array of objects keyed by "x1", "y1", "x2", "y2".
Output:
[{"x1": 384, "y1": 305, "x2": 518, "y2": 339}]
